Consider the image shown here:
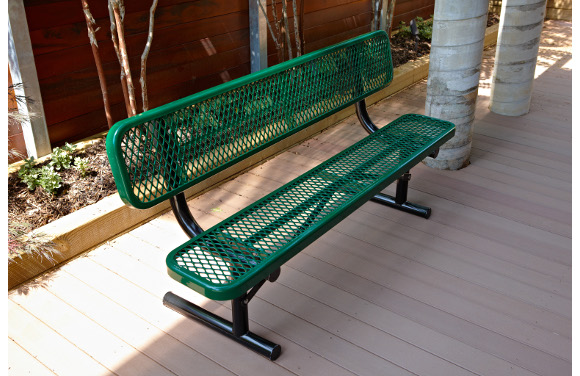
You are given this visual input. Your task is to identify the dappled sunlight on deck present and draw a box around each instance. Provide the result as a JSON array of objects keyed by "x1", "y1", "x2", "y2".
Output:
[{"x1": 8, "y1": 20, "x2": 571, "y2": 376}]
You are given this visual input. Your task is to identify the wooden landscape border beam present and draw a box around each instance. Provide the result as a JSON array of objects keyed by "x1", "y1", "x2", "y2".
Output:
[{"x1": 8, "y1": 23, "x2": 501, "y2": 291}]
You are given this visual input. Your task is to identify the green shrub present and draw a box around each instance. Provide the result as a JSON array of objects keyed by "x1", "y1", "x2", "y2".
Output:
[
  {"x1": 18, "y1": 157, "x2": 40, "y2": 190},
  {"x1": 416, "y1": 17, "x2": 433, "y2": 40},
  {"x1": 18, "y1": 157, "x2": 62, "y2": 194},
  {"x1": 17, "y1": 142, "x2": 88, "y2": 195},
  {"x1": 397, "y1": 16, "x2": 433, "y2": 41},
  {"x1": 50, "y1": 145, "x2": 73, "y2": 171},
  {"x1": 38, "y1": 166, "x2": 62, "y2": 194},
  {"x1": 397, "y1": 21, "x2": 412, "y2": 39},
  {"x1": 74, "y1": 157, "x2": 90, "y2": 177},
  {"x1": 62, "y1": 142, "x2": 76, "y2": 154}
]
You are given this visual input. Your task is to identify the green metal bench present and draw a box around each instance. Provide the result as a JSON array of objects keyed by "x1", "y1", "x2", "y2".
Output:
[{"x1": 106, "y1": 30, "x2": 454, "y2": 360}]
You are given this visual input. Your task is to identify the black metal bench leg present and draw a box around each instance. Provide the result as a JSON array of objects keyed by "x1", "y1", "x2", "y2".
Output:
[
  {"x1": 370, "y1": 172, "x2": 431, "y2": 219},
  {"x1": 355, "y1": 100, "x2": 433, "y2": 219},
  {"x1": 163, "y1": 291, "x2": 281, "y2": 360}
]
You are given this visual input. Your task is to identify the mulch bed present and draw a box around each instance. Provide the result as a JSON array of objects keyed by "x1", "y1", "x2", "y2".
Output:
[
  {"x1": 8, "y1": 138, "x2": 117, "y2": 230},
  {"x1": 8, "y1": 13, "x2": 500, "y2": 231},
  {"x1": 390, "y1": 36, "x2": 431, "y2": 68}
]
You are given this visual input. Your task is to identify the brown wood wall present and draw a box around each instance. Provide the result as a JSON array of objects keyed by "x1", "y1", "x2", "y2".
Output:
[{"x1": 22, "y1": 0, "x2": 434, "y2": 147}]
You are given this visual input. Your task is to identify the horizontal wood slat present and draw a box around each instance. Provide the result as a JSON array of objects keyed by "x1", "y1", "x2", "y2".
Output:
[{"x1": 23, "y1": 0, "x2": 431, "y2": 147}]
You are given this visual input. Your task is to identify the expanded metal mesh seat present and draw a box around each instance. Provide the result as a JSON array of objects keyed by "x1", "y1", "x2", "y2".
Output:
[
  {"x1": 106, "y1": 30, "x2": 454, "y2": 360},
  {"x1": 167, "y1": 114, "x2": 453, "y2": 300}
]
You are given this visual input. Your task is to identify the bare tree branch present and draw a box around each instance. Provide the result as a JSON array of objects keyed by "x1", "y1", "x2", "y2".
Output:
[
  {"x1": 82, "y1": 0, "x2": 113, "y2": 128},
  {"x1": 271, "y1": 0, "x2": 285, "y2": 62},
  {"x1": 140, "y1": 0, "x2": 158, "y2": 112},
  {"x1": 292, "y1": 0, "x2": 301, "y2": 56},
  {"x1": 385, "y1": 0, "x2": 397, "y2": 34},
  {"x1": 281, "y1": 0, "x2": 292, "y2": 59},
  {"x1": 258, "y1": 0, "x2": 282, "y2": 53},
  {"x1": 372, "y1": 0, "x2": 379, "y2": 31},
  {"x1": 111, "y1": 0, "x2": 137, "y2": 117},
  {"x1": 108, "y1": 0, "x2": 132, "y2": 116},
  {"x1": 299, "y1": 0, "x2": 305, "y2": 55}
]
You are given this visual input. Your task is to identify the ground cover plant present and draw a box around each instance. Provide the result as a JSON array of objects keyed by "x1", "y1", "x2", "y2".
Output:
[{"x1": 8, "y1": 138, "x2": 117, "y2": 230}]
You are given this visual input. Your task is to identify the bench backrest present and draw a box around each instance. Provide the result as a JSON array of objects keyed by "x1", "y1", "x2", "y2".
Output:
[{"x1": 106, "y1": 30, "x2": 393, "y2": 209}]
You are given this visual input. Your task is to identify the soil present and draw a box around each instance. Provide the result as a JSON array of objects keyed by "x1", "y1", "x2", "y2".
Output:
[
  {"x1": 390, "y1": 36, "x2": 431, "y2": 67},
  {"x1": 8, "y1": 138, "x2": 117, "y2": 230},
  {"x1": 8, "y1": 13, "x2": 500, "y2": 231}
]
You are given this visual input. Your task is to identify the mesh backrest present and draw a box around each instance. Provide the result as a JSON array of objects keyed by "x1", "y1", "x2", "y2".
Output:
[{"x1": 107, "y1": 31, "x2": 392, "y2": 209}]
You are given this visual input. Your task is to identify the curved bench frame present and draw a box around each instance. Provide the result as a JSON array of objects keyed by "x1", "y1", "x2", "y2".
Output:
[{"x1": 163, "y1": 99, "x2": 439, "y2": 360}]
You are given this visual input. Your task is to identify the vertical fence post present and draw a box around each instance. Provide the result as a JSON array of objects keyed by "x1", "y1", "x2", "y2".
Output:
[
  {"x1": 8, "y1": 0, "x2": 51, "y2": 158},
  {"x1": 250, "y1": 0, "x2": 268, "y2": 72}
]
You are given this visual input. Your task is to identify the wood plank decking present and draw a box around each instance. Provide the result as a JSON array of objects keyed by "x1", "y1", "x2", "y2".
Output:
[{"x1": 8, "y1": 20, "x2": 572, "y2": 376}]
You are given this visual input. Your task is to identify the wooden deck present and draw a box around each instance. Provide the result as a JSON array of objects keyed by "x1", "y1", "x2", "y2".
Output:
[{"x1": 8, "y1": 20, "x2": 571, "y2": 376}]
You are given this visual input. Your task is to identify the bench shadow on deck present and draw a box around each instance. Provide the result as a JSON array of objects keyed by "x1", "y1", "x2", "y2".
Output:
[{"x1": 8, "y1": 20, "x2": 571, "y2": 376}]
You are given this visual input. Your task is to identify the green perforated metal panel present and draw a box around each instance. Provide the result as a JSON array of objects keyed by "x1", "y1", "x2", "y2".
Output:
[
  {"x1": 106, "y1": 31, "x2": 393, "y2": 209},
  {"x1": 167, "y1": 114, "x2": 455, "y2": 300}
]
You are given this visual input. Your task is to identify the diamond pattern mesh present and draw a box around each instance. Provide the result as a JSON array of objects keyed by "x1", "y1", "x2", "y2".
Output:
[
  {"x1": 108, "y1": 31, "x2": 392, "y2": 208},
  {"x1": 168, "y1": 114, "x2": 454, "y2": 300}
]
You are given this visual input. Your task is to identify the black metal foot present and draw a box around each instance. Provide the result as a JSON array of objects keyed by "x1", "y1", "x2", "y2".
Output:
[
  {"x1": 371, "y1": 192, "x2": 431, "y2": 219},
  {"x1": 163, "y1": 292, "x2": 282, "y2": 360}
]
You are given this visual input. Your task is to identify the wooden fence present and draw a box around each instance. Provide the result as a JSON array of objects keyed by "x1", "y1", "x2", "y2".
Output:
[{"x1": 11, "y1": 0, "x2": 435, "y2": 157}]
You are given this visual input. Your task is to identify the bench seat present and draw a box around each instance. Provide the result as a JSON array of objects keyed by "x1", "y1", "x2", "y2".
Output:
[{"x1": 167, "y1": 113, "x2": 454, "y2": 300}]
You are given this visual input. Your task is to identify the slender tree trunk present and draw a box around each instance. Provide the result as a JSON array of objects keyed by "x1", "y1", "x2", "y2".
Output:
[
  {"x1": 424, "y1": 0, "x2": 488, "y2": 170},
  {"x1": 489, "y1": 0, "x2": 547, "y2": 116},
  {"x1": 258, "y1": 0, "x2": 297, "y2": 63},
  {"x1": 271, "y1": 0, "x2": 285, "y2": 62},
  {"x1": 292, "y1": 0, "x2": 301, "y2": 56},
  {"x1": 81, "y1": 0, "x2": 113, "y2": 128},
  {"x1": 111, "y1": 0, "x2": 137, "y2": 117},
  {"x1": 385, "y1": 0, "x2": 396, "y2": 34},
  {"x1": 258, "y1": 0, "x2": 283, "y2": 62},
  {"x1": 140, "y1": 0, "x2": 158, "y2": 112},
  {"x1": 372, "y1": 0, "x2": 383, "y2": 31},
  {"x1": 281, "y1": 0, "x2": 293, "y2": 60},
  {"x1": 108, "y1": 1, "x2": 132, "y2": 116},
  {"x1": 299, "y1": 0, "x2": 305, "y2": 55}
]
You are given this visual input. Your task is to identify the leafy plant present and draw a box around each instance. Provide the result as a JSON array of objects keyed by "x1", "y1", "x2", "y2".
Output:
[
  {"x1": 17, "y1": 142, "x2": 88, "y2": 195},
  {"x1": 8, "y1": 221, "x2": 59, "y2": 264},
  {"x1": 38, "y1": 166, "x2": 62, "y2": 194},
  {"x1": 397, "y1": 21, "x2": 412, "y2": 39},
  {"x1": 74, "y1": 157, "x2": 90, "y2": 177},
  {"x1": 416, "y1": 17, "x2": 433, "y2": 40},
  {"x1": 18, "y1": 158, "x2": 62, "y2": 194},
  {"x1": 50, "y1": 143, "x2": 76, "y2": 171},
  {"x1": 18, "y1": 157, "x2": 40, "y2": 190},
  {"x1": 397, "y1": 16, "x2": 433, "y2": 41}
]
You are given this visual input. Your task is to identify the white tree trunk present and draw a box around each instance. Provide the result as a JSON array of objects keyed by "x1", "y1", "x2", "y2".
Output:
[
  {"x1": 424, "y1": 0, "x2": 488, "y2": 170},
  {"x1": 489, "y1": 0, "x2": 547, "y2": 116}
]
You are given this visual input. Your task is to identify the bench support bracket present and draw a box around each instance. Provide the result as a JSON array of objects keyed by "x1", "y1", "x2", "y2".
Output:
[
  {"x1": 356, "y1": 99, "x2": 432, "y2": 219},
  {"x1": 170, "y1": 193, "x2": 205, "y2": 238},
  {"x1": 168, "y1": 195, "x2": 282, "y2": 359},
  {"x1": 164, "y1": 291, "x2": 282, "y2": 360}
]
